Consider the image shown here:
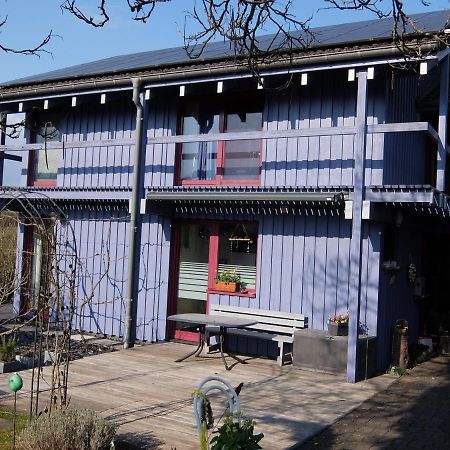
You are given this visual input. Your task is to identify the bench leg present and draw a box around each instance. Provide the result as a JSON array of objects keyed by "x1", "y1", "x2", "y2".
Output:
[
  {"x1": 277, "y1": 341, "x2": 285, "y2": 366},
  {"x1": 205, "y1": 329, "x2": 219, "y2": 353},
  {"x1": 277, "y1": 342, "x2": 293, "y2": 366}
]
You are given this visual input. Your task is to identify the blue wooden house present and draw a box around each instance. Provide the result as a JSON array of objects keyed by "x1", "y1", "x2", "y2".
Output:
[{"x1": 1, "y1": 10, "x2": 449, "y2": 382}]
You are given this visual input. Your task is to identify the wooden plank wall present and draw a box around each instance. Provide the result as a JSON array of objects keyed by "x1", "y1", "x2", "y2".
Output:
[
  {"x1": 57, "y1": 100, "x2": 136, "y2": 188},
  {"x1": 383, "y1": 72, "x2": 427, "y2": 185},
  {"x1": 144, "y1": 96, "x2": 178, "y2": 187},
  {"x1": 44, "y1": 207, "x2": 171, "y2": 343},
  {"x1": 262, "y1": 72, "x2": 386, "y2": 188},
  {"x1": 210, "y1": 213, "x2": 381, "y2": 336},
  {"x1": 57, "y1": 205, "x2": 130, "y2": 337},
  {"x1": 376, "y1": 225, "x2": 422, "y2": 371},
  {"x1": 13, "y1": 223, "x2": 25, "y2": 314},
  {"x1": 135, "y1": 213, "x2": 171, "y2": 342},
  {"x1": 29, "y1": 71, "x2": 431, "y2": 191}
]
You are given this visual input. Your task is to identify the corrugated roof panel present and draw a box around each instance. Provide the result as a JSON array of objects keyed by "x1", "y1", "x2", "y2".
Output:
[{"x1": 2, "y1": 9, "x2": 448, "y2": 87}]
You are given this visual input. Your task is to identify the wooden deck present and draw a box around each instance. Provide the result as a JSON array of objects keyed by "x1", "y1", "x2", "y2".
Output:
[{"x1": 0, "y1": 342, "x2": 394, "y2": 449}]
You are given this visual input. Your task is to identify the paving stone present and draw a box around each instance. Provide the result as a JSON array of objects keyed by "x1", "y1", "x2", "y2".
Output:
[
  {"x1": 298, "y1": 356, "x2": 450, "y2": 450},
  {"x1": 70, "y1": 334, "x2": 98, "y2": 341}
]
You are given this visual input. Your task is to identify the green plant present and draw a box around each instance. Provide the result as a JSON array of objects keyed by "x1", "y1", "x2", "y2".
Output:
[
  {"x1": 0, "y1": 406, "x2": 28, "y2": 450},
  {"x1": 210, "y1": 414, "x2": 263, "y2": 450},
  {"x1": 387, "y1": 364, "x2": 408, "y2": 376},
  {"x1": 0, "y1": 335, "x2": 16, "y2": 362},
  {"x1": 16, "y1": 406, "x2": 117, "y2": 450},
  {"x1": 215, "y1": 269, "x2": 240, "y2": 284}
]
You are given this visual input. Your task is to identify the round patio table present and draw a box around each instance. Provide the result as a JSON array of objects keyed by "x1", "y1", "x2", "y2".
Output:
[{"x1": 167, "y1": 313, "x2": 257, "y2": 370}]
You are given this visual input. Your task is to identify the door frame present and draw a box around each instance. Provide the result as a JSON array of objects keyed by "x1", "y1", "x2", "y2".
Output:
[
  {"x1": 166, "y1": 218, "x2": 258, "y2": 342},
  {"x1": 166, "y1": 220, "x2": 219, "y2": 342}
]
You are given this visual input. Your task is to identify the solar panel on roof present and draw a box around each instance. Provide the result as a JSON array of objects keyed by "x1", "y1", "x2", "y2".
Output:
[{"x1": 1, "y1": 9, "x2": 448, "y2": 87}]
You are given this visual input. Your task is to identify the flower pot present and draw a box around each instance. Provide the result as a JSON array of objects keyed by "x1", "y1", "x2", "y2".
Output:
[
  {"x1": 15, "y1": 355, "x2": 44, "y2": 369},
  {"x1": 214, "y1": 281, "x2": 239, "y2": 293},
  {"x1": 0, "y1": 360, "x2": 23, "y2": 374},
  {"x1": 327, "y1": 322, "x2": 349, "y2": 336}
]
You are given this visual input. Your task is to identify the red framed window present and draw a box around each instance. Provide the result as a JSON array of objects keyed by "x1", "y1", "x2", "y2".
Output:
[
  {"x1": 177, "y1": 94, "x2": 263, "y2": 186},
  {"x1": 29, "y1": 118, "x2": 59, "y2": 187}
]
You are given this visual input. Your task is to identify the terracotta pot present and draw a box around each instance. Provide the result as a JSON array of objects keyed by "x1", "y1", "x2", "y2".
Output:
[{"x1": 214, "y1": 281, "x2": 239, "y2": 293}]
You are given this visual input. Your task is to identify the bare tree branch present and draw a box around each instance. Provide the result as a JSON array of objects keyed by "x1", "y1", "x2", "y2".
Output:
[
  {"x1": 61, "y1": 0, "x2": 110, "y2": 27},
  {"x1": 127, "y1": 0, "x2": 172, "y2": 22},
  {"x1": 0, "y1": 16, "x2": 54, "y2": 56},
  {"x1": 325, "y1": 0, "x2": 450, "y2": 58}
]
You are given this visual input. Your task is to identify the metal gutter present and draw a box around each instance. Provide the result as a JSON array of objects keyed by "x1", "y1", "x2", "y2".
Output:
[
  {"x1": 147, "y1": 189, "x2": 347, "y2": 203},
  {"x1": 0, "y1": 41, "x2": 440, "y2": 102},
  {"x1": 123, "y1": 78, "x2": 144, "y2": 349}
]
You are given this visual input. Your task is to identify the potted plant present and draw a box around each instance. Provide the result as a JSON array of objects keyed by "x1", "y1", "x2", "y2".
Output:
[
  {"x1": 0, "y1": 335, "x2": 23, "y2": 373},
  {"x1": 214, "y1": 269, "x2": 241, "y2": 293},
  {"x1": 327, "y1": 311, "x2": 349, "y2": 336},
  {"x1": 16, "y1": 348, "x2": 44, "y2": 369}
]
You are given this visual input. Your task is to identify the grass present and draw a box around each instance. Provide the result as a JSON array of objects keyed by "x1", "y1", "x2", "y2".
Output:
[{"x1": 0, "y1": 406, "x2": 28, "y2": 450}]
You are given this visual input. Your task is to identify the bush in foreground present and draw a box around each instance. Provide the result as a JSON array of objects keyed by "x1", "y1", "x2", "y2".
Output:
[{"x1": 17, "y1": 406, "x2": 117, "y2": 450}]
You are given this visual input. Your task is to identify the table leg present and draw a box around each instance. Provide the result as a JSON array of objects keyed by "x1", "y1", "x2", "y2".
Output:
[
  {"x1": 219, "y1": 327, "x2": 248, "y2": 370},
  {"x1": 219, "y1": 327, "x2": 231, "y2": 371},
  {"x1": 175, "y1": 326, "x2": 205, "y2": 362}
]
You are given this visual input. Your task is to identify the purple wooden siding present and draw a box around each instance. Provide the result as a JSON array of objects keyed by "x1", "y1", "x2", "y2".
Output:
[
  {"x1": 261, "y1": 73, "x2": 385, "y2": 188},
  {"x1": 376, "y1": 227, "x2": 422, "y2": 371},
  {"x1": 383, "y1": 73, "x2": 427, "y2": 185},
  {"x1": 13, "y1": 223, "x2": 25, "y2": 314},
  {"x1": 57, "y1": 206, "x2": 129, "y2": 336},
  {"x1": 144, "y1": 98, "x2": 178, "y2": 187},
  {"x1": 58, "y1": 101, "x2": 136, "y2": 188},
  {"x1": 38, "y1": 73, "x2": 391, "y2": 190},
  {"x1": 135, "y1": 214, "x2": 171, "y2": 342},
  {"x1": 210, "y1": 213, "x2": 381, "y2": 335}
]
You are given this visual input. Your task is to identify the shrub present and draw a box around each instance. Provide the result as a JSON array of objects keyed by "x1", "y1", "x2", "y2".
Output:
[
  {"x1": 0, "y1": 212, "x2": 18, "y2": 303},
  {"x1": 0, "y1": 335, "x2": 16, "y2": 362},
  {"x1": 17, "y1": 406, "x2": 117, "y2": 450}
]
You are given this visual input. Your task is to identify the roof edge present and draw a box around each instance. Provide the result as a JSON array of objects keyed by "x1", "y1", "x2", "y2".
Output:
[{"x1": 0, "y1": 38, "x2": 443, "y2": 101}]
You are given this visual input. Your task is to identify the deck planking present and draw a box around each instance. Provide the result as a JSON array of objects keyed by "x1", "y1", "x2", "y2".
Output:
[{"x1": 0, "y1": 342, "x2": 394, "y2": 449}]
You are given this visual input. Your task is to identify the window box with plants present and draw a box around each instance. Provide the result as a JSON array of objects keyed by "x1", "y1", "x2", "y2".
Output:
[
  {"x1": 214, "y1": 269, "x2": 241, "y2": 293},
  {"x1": 327, "y1": 311, "x2": 349, "y2": 336}
]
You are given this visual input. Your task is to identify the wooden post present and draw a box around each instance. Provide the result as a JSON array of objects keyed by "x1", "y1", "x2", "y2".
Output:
[
  {"x1": 437, "y1": 54, "x2": 449, "y2": 192},
  {"x1": 347, "y1": 70, "x2": 368, "y2": 383},
  {"x1": 0, "y1": 114, "x2": 6, "y2": 185}
]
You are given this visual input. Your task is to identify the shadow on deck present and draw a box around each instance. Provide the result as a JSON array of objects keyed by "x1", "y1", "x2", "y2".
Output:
[{"x1": 0, "y1": 341, "x2": 395, "y2": 449}]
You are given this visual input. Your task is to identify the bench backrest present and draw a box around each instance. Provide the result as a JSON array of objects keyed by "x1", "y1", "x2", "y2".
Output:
[{"x1": 209, "y1": 304, "x2": 307, "y2": 335}]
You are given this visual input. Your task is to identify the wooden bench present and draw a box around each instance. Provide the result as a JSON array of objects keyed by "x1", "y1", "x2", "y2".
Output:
[{"x1": 205, "y1": 304, "x2": 307, "y2": 366}]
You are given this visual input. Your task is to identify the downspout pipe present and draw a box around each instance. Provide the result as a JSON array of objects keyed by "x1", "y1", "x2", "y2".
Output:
[{"x1": 124, "y1": 78, "x2": 144, "y2": 349}]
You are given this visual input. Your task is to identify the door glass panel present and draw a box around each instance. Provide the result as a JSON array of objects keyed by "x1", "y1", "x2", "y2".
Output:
[
  {"x1": 217, "y1": 222, "x2": 257, "y2": 290},
  {"x1": 181, "y1": 101, "x2": 219, "y2": 181},
  {"x1": 223, "y1": 111, "x2": 262, "y2": 180},
  {"x1": 176, "y1": 223, "x2": 210, "y2": 329}
]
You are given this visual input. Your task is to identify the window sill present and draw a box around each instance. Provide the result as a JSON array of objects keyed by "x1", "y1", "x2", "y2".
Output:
[
  {"x1": 180, "y1": 179, "x2": 260, "y2": 186},
  {"x1": 32, "y1": 181, "x2": 57, "y2": 187},
  {"x1": 207, "y1": 289, "x2": 256, "y2": 298}
]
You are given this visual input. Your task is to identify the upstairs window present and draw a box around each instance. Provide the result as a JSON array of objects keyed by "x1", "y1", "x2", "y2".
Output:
[
  {"x1": 31, "y1": 120, "x2": 59, "y2": 186},
  {"x1": 179, "y1": 94, "x2": 263, "y2": 185}
]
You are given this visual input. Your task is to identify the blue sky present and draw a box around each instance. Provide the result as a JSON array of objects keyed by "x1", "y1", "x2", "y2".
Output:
[{"x1": 0, "y1": 0, "x2": 449, "y2": 83}]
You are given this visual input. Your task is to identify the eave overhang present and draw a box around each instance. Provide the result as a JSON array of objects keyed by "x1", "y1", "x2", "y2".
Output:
[
  {"x1": 0, "y1": 38, "x2": 443, "y2": 103},
  {"x1": 366, "y1": 185, "x2": 450, "y2": 217}
]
